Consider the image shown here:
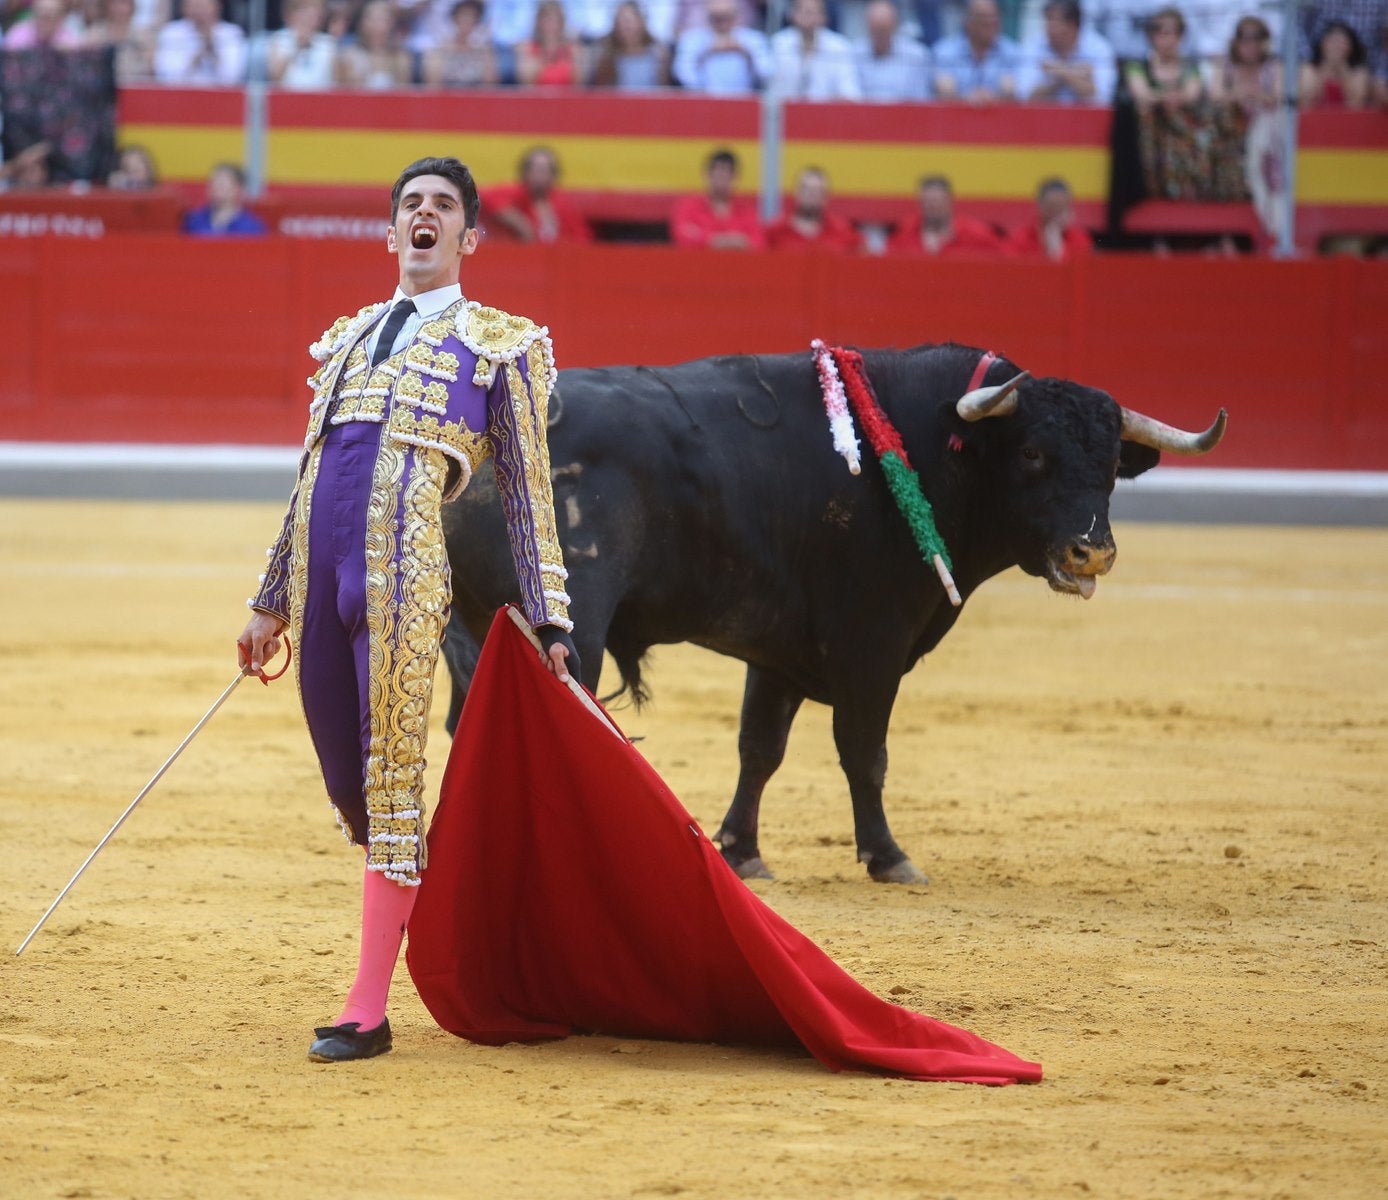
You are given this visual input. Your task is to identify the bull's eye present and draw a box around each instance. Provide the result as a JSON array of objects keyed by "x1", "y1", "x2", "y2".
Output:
[{"x1": 1021, "y1": 444, "x2": 1044, "y2": 469}]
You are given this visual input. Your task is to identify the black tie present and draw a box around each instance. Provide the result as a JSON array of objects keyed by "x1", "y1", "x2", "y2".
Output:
[{"x1": 371, "y1": 298, "x2": 416, "y2": 366}]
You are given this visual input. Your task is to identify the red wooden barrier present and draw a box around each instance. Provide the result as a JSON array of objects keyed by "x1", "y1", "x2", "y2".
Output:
[{"x1": 2, "y1": 236, "x2": 1384, "y2": 469}]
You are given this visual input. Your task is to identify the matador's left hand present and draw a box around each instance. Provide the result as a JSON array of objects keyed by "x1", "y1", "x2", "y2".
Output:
[{"x1": 536, "y1": 625, "x2": 581, "y2": 687}]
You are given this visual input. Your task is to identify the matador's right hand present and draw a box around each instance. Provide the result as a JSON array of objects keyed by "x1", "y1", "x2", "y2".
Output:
[{"x1": 238, "y1": 611, "x2": 287, "y2": 676}]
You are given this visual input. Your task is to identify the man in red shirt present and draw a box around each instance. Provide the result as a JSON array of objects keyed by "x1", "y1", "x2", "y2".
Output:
[
  {"x1": 671, "y1": 148, "x2": 766, "y2": 250},
  {"x1": 888, "y1": 174, "x2": 1004, "y2": 258},
  {"x1": 1004, "y1": 176, "x2": 1093, "y2": 261},
  {"x1": 765, "y1": 166, "x2": 862, "y2": 252},
  {"x1": 483, "y1": 145, "x2": 593, "y2": 244}
]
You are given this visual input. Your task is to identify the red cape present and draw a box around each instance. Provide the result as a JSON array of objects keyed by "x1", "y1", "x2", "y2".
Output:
[{"x1": 406, "y1": 609, "x2": 1042, "y2": 1085}]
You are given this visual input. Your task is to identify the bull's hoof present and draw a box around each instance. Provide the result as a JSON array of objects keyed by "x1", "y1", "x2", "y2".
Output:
[
  {"x1": 726, "y1": 855, "x2": 774, "y2": 881},
  {"x1": 867, "y1": 858, "x2": 928, "y2": 885}
]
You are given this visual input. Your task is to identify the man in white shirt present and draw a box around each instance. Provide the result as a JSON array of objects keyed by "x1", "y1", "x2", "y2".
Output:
[
  {"x1": 1019, "y1": 0, "x2": 1117, "y2": 102},
  {"x1": 770, "y1": 0, "x2": 863, "y2": 99},
  {"x1": 856, "y1": 0, "x2": 931, "y2": 100},
  {"x1": 673, "y1": 0, "x2": 771, "y2": 94},
  {"x1": 154, "y1": 0, "x2": 247, "y2": 85}
]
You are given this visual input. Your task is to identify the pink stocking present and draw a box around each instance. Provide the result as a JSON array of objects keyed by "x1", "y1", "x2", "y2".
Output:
[{"x1": 334, "y1": 864, "x2": 418, "y2": 1031}]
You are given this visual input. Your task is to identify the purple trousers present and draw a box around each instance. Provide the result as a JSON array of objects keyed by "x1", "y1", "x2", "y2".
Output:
[{"x1": 298, "y1": 421, "x2": 380, "y2": 846}]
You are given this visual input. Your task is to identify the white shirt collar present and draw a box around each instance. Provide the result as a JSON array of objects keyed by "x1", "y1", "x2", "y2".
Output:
[{"x1": 391, "y1": 282, "x2": 463, "y2": 319}]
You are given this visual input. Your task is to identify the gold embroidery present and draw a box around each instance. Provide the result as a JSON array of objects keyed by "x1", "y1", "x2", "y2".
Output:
[
  {"x1": 404, "y1": 342, "x2": 460, "y2": 382},
  {"x1": 459, "y1": 303, "x2": 545, "y2": 387},
  {"x1": 363, "y1": 440, "x2": 418, "y2": 882},
  {"x1": 388, "y1": 408, "x2": 491, "y2": 474},
  {"x1": 506, "y1": 352, "x2": 571, "y2": 629}
]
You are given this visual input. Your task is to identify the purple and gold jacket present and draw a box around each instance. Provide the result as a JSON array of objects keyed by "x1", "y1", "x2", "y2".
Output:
[{"x1": 250, "y1": 298, "x2": 572, "y2": 632}]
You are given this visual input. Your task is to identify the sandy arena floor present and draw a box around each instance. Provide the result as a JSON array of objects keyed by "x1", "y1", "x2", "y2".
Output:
[{"x1": 1, "y1": 500, "x2": 1385, "y2": 1200}]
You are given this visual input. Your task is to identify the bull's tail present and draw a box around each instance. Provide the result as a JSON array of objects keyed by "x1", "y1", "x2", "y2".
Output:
[{"x1": 600, "y1": 640, "x2": 651, "y2": 711}]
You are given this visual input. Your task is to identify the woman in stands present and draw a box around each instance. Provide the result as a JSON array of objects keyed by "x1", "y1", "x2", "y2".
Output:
[
  {"x1": 1208, "y1": 16, "x2": 1281, "y2": 115},
  {"x1": 1300, "y1": 20, "x2": 1371, "y2": 108},
  {"x1": 335, "y1": 0, "x2": 414, "y2": 89},
  {"x1": 590, "y1": 1, "x2": 672, "y2": 89},
  {"x1": 1123, "y1": 7, "x2": 1244, "y2": 201},
  {"x1": 516, "y1": 0, "x2": 584, "y2": 86},
  {"x1": 423, "y1": 0, "x2": 498, "y2": 88}
]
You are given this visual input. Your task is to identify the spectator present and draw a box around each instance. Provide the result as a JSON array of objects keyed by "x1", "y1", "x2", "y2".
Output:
[
  {"x1": 932, "y1": 0, "x2": 1024, "y2": 101},
  {"x1": 1123, "y1": 6, "x2": 1201, "y2": 108},
  {"x1": 1004, "y1": 176, "x2": 1092, "y2": 261},
  {"x1": 422, "y1": 0, "x2": 498, "y2": 86},
  {"x1": 672, "y1": 0, "x2": 770, "y2": 94},
  {"x1": 0, "y1": 141, "x2": 53, "y2": 191},
  {"x1": 485, "y1": 145, "x2": 593, "y2": 243},
  {"x1": 516, "y1": 0, "x2": 584, "y2": 85},
  {"x1": 1074, "y1": 0, "x2": 1165, "y2": 64},
  {"x1": 1208, "y1": 15, "x2": 1281, "y2": 113},
  {"x1": 1301, "y1": 0, "x2": 1387, "y2": 77},
  {"x1": 1019, "y1": 0, "x2": 1116, "y2": 103},
  {"x1": 670, "y1": 146, "x2": 765, "y2": 248},
  {"x1": 770, "y1": 0, "x2": 863, "y2": 99},
  {"x1": 153, "y1": 0, "x2": 247, "y2": 84},
  {"x1": 334, "y1": 0, "x2": 413, "y2": 88},
  {"x1": 4, "y1": 0, "x2": 84, "y2": 47},
  {"x1": 590, "y1": 0, "x2": 671, "y2": 87},
  {"x1": 107, "y1": 142, "x2": 158, "y2": 188},
  {"x1": 665, "y1": 0, "x2": 758, "y2": 42},
  {"x1": 182, "y1": 162, "x2": 267, "y2": 236},
  {"x1": 888, "y1": 174, "x2": 1004, "y2": 256},
  {"x1": 1376, "y1": 22, "x2": 1388, "y2": 104},
  {"x1": 855, "y1": 0, "x2": 931, "y2": 100},
  {"x1": 1300, "y1": 19, "x2": 1372, "y2": 106},
  {"x1": 765, "y1": 165, "x2": 863, "y2": 251},
  {"x1": 1124, "y1": 8, "x2": 1231, "y2": 200},
  {"x1": 267, "y1": 0, "x2": 337, "y2": 89},
  {"x1": 85, "y1": 0, "x2": 156, "y2": 82}
]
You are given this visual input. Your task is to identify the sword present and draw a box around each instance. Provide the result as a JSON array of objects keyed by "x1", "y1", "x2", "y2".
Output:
[{"x1": 15, "y1": 638, "x2": 291, "y2": 956}]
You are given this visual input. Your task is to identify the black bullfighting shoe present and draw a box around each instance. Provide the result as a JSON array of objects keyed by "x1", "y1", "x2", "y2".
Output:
[{"x1": 307, "y1": 1018, "x2": 393, "y2": 1063}]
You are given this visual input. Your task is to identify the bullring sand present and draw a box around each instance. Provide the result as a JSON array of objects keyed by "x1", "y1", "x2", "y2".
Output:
[{"x1": 2, "y1": 501, "x2": 1384, "y2": 1199}]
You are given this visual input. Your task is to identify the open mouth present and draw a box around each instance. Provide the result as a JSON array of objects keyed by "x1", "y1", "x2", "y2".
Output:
[
  {"x1": 410, "y1": 225, "x2": 438, "y2": 249},
  {"x1": 1046, "y1": 563, "x2": 1098, "y2": 600}
]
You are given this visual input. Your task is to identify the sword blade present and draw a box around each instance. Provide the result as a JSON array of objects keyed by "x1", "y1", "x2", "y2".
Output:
[{"x1": 15, "y1": 670, "x2": 248, "y2": 956}]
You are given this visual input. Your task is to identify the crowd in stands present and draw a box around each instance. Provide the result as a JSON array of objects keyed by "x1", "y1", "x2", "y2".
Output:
[
  {"x1": 1, "y1": 0, "x2": 1385, "y2": 107},
  {"x1": 670, "y1": 148, "x2": 1092, "y2": 257},
  {"x1": 1, "y1": 0, "x2": 1384, "y2": 251}
]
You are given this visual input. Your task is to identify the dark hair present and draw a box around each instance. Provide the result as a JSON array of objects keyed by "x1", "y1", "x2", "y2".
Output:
[
  {"x1": 450, "y1": 0, "x2": 483, "y2": 19},
  {"x1": 1146, "y1": 6, "x2": 1185, "y2": 37},
  {"x1": 212, "y1": 161, "x2": 246, "y2": 186},
  {"x1": 518, "y1": 145, "x2": 559, "y2": 180},
  {"x1": 390, "y1": 156, "x2": 480, "y2": 227},
  {"x1": 1313, "y1": 19, "x2": 1367, "y2": 67},
  {"x1": 1043, "y1": 0, "x2": 1081, "y2": 26},
  {"x1": 918, "y1": 173, "x2": 952, "y2": 193},
  {"x1": 1037, "y1": 175, "x2": 1071, "y2": 201},
  {"x1": 1228, "y1": 16, "x2": 1269, "y2": 60},
  {"x1": 707, "y1": 147, "x2": 739, "y2": 173}
]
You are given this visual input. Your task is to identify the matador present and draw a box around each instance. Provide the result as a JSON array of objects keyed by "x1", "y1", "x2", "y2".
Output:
[{"x1": 238, "y1": 156, "x2": 578, "y2": 1063}]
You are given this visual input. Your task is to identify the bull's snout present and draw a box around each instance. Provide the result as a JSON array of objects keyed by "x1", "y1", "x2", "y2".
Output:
[
  {"x1": 1045, "y1": 532, "x2": 1116, "y2": 600},
  {"x1": 1062, "y1": 538, "x2": 1116, "y2": 577}
]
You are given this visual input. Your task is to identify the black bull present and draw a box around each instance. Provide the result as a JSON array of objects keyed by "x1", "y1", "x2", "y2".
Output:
[{"x1": 440, "y1": 342, "x2": 1226, "y2": 884}]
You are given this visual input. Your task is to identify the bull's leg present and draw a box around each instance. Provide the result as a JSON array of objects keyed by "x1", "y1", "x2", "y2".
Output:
[
  {"x1": 832, "y1": 695, "x2": 927, "y2": 885},
  {"x1": 441, "y1": 610, "x2": 482, "y2": 736},
  {"x1": 714, "y1": 666, "x2": 804, "y2": 881}
]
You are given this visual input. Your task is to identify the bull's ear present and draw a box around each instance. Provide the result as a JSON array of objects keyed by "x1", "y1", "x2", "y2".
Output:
[{"x1": 1118, "y1": 440, "x2": 1160, "y2": 479}]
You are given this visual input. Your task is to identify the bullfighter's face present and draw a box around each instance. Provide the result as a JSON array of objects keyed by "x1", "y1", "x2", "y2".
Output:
[{"x1": 388, "y1": 173, "x2": 478, "y2": 294}]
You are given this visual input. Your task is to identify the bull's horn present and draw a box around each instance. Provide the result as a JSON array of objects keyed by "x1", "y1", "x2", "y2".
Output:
[
  {"x1": 1120, "y1": 406, "x2": 1228, "y2": 455},
  {"x1": 956, "y1": 371, "x2": 1030, "y2": 421}
]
